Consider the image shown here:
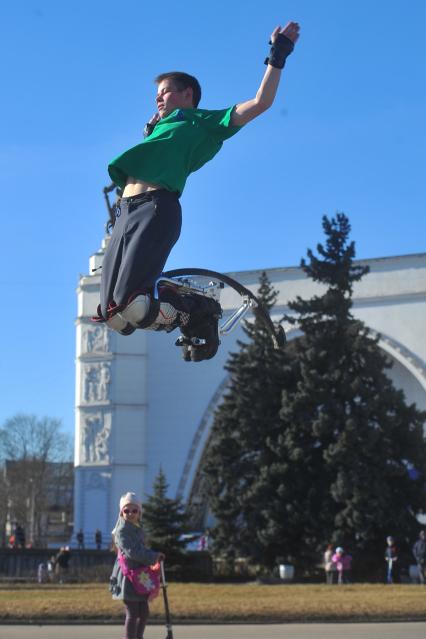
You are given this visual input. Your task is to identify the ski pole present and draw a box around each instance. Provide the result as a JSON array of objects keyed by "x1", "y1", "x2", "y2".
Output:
[{"x1": 160, "y1": 560, "x2": 174, "y2": 639}]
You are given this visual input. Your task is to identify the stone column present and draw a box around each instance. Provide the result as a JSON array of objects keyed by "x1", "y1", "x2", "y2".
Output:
[{"x1": 74, "y1": 238, "x2": 149, "y2": 546}]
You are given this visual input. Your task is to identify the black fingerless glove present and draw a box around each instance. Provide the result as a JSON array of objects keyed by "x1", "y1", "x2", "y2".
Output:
[{"x1": 264, "y1": 33, "x2": 294, "y2": 69}]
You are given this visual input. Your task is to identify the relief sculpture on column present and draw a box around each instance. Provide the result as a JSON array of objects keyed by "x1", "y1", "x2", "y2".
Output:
[
  {"x1": 83, "y1": 325, "x2": 110, "y2": 354},
  {"x1": 81, "y1": 412, "x2": 111, "y2": 464},
  {"x1": 83, "y1": 362, "x2": 111, "y2": 403}
]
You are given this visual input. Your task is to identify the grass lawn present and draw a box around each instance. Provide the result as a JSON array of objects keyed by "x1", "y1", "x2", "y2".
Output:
[{"x1": 0, "y1": 583, "x2": 425, "y2": 623}]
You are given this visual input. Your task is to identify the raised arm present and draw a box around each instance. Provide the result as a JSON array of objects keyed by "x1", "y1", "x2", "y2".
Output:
[{"x1": 231, "y1": 21, "x2": 300, "y2": 127}]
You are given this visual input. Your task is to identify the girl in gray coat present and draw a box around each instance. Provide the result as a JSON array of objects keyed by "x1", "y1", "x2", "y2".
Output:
[{"x1": 110, "y1": 492, "x2": 165, "y2": 639}]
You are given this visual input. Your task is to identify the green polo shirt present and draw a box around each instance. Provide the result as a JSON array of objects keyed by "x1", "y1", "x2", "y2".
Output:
[{"x1": 108, "y1": 106, "x2": 242, "y2": 196}]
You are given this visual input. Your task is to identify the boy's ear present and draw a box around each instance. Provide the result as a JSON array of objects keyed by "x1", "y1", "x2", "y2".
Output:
[{"x1": 185, "y1": 86, "x2": 194, "y2": 105}]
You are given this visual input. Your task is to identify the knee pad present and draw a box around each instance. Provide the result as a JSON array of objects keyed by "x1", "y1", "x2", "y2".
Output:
[
  {"x1": 106, "y1": 314, "x2": 135, "y2": 336},
  {"x1": 121, "y1": 295, "x2": 151, "y2": 327}
]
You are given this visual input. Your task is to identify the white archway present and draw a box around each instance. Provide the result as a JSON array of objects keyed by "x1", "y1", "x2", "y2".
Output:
[{"x1": 181, "y1": 327, "x2": 426, "y2": 528}]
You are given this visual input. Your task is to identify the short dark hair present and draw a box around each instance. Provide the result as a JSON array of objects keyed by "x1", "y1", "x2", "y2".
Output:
[{"x1": 155, "y1": 71, "x2": 201, "y2": 108}]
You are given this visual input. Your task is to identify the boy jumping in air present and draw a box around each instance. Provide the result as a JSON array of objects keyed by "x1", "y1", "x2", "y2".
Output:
[{"x1": 95, "y1": 21, "x2": 300, "y2": 362}]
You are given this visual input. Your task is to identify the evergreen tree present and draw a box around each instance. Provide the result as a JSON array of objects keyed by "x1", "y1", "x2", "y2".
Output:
[
  {"x1": 203, "y1": 273, "x2": 293, "y2": 562},
  {"x1": 204, "y1": 216, "x2": 425, "y2": 571},
  {"x1": 260, "y1": 213, "x2": 426, "y2": 566},
  {"x1": 143, "y1": 468, "x2": 188, "y2": 563}
]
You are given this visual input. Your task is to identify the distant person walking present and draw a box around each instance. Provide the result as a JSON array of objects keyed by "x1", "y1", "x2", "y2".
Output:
[
  {"x1": 76, "y1": 528, "x2": 85, "y2": 549},
  {"x1": 110, "y1": 492, "x2": 165, "y2": 639},
  {"x1": 384, "y1": 536, "x2": 399, "y2": 584},
  {"x1": 412, "y1": 530, "x2": 426, "y2": 584},
  {"x1": 47, "y1": 555, "x2": 56, "y2": 581},
  {"x1": 324, "y1": 544, "x2": 336, "y2": 584},
  {"x1": 15, "y1": 524, "x2": 26, "y2": 548},
  {"x1": 55, "y1": 546, "x2": 71, "y2": 584},
  {"x1": 198, "y1": 530, "x2": 210, "y2": 550},
  {"x1": 332, "y1": 547, "x2": 352, "y2": 584},
  {"x1": 95, "y1": 528, "x2": 103, "y2": 550},
  {"x1": 37, "y1": 561, "x2": 48, "y2": 584}
]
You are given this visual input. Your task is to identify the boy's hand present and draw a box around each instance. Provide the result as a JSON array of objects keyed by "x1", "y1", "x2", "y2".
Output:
[
  {"x1": 271, "y1": 21, "x2": 300, "y2": 45},
  {"x1": 232, "y1": 20, "x2": 300, "y2": 127}
]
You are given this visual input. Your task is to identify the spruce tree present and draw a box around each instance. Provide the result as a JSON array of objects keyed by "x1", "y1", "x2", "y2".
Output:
[
  {"x1": 143, "y1": 468, "x2": 188, "y2": 563},
  {"x1": 203, "y1": 273, "x2": 293, "y2": 562},
  {"x1": 260, "y1": 213, "x2": 426, "y2": 566},
  {"x1": 204, "y1": 217, "x2": 425, "y2": 571}
]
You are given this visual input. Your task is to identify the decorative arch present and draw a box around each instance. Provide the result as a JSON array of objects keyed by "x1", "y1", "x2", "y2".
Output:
[
  {"x1": 180, "y1": 325, "x2": 426, "y2": 528},
  {"x1": 175, "y1": 374, "x2": 230, "y2": 501},
  {"x1": 176, "y1": 324, "x2": 303, "y2": 505},
  {"x1": 372, "y1": 330, "x2": 426, "y2": 394}
]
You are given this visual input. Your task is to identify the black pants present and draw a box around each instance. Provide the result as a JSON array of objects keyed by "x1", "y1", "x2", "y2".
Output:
[
  {"x1": 100, "y1": 189, "x2": 181, "y2": 319},
  {"x1": 123, "y1": 599, "x2": 149, "y2": 639}
]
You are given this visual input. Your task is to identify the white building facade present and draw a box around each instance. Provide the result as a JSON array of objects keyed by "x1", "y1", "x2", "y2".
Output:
[{"x1": 74, "y1": 245, "x2": 426, "y2": 541}]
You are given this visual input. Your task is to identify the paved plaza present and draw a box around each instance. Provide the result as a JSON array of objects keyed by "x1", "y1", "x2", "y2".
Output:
[{"x1": 1, "y1": 624, "x2": 426, "y2": 639}]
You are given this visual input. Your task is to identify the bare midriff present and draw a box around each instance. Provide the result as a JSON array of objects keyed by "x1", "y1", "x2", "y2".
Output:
[{"x1": 122, "y1": 176, "x2": 164, "y2": 198}]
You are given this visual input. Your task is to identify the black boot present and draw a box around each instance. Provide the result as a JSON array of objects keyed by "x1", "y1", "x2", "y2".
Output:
[{"x1": 178, "y1": 296, "x2": 222, "y2": 362}]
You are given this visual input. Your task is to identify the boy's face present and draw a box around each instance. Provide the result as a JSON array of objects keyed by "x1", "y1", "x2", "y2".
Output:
[{"x1": 156, "y1": 79, "x2": 193, "y2": 118}]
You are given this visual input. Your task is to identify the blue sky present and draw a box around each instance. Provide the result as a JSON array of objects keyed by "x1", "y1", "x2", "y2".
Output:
[{"x1": 1, "y1": 0, "x2": 425, "y2": 438}]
